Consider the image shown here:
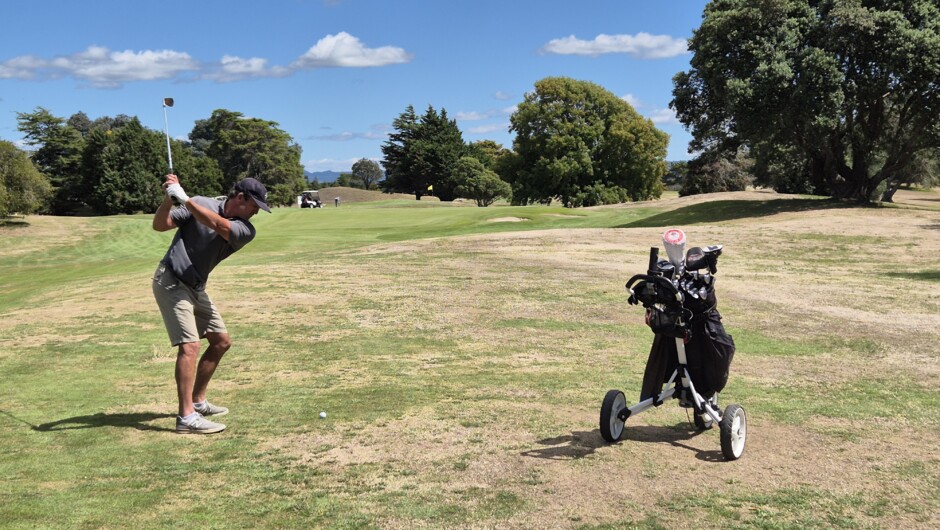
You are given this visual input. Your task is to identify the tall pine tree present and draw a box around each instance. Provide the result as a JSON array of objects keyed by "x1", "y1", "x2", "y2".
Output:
[{"x1": 380, "y1": 105, "x2": 466, "y2": 200}]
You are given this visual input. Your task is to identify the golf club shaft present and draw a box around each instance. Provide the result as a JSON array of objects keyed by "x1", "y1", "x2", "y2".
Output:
[{"x1": 162, "y1": 104, "x2": 174, "y2": 173}]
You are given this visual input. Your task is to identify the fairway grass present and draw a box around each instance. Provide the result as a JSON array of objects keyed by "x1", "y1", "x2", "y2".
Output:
[{"x1": 1, "y1": 189, "x2": 938, "y2": 529}]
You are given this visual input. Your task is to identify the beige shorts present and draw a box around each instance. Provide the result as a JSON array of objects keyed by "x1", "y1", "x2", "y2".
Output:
[{"x1": 152, "y1": 264, "x2": 227, "y2": 346}]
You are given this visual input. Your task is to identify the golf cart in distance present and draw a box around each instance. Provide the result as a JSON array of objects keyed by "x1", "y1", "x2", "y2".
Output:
[{"x1": 298, "y1": 190, "x2": 323, "y2": 208}]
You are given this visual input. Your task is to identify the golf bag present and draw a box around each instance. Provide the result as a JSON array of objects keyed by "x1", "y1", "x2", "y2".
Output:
[
  {"x1": 631, "y1": 237, "x2": 736, "y2": 401},
  {"x1": 640, "y1": 308, "x2": 735, "y2": 400}
]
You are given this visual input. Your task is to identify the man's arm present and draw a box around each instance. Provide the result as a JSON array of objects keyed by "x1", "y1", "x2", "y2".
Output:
[
  {"x1": 158, "y1": 174, "x2": 233, "y2": 240},
  {"x1": 152, "y1": 174, "x2": 178, "y2": 232},
  {"x1": 152, "y1": 195, "x2": 177, "y2": 232},
  {"x1": 184, "y1": 200, "x2": 232, "y2": 241}
]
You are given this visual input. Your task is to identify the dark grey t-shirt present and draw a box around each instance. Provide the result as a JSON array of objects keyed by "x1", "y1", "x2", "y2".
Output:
[{"x1": 160, "y1": 196, "x2": 256, "y2": 291}]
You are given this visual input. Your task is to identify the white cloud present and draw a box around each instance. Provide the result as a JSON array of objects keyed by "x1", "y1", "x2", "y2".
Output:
[
  {"x1": 621, "y1": 94, "x2": 642, "y2": 108},
  {"x1": 292, "y1": 32, "x2": 412, "y2": 69},
  {"x1": 468, "y1": 123, "x2": 510, "y2": 135},
  {"x1": 457, "y1": 106, "x2": 518, "y2": 121},
  {"x1": 220, "y1": 55, "x2": 269, "y2": 75},
  {"x1": 315, "y1": 132, "x2": 368, "y2": 141},
  {"x1": 0, "y1": 55, "x2": 47, "y2": 79},
  {"x1": 616, "y1": 95, "x2": 676, "y2": 123},
  {"x1": 455, "y1": 111, "x2": 491, "y2": 121},
  {"x1": 542, "y1": 33, "x2": 688, "y2": 59},
  {"x1": 1, "y1": 33, "x2": 409, "y2": 86},
  {"x1": 1, "y1": 46, "x2": 198, "y2": 86},
  {"x1": 494, "y1": 90, "x2": 513, "y2": 101},
  {"x1": 312, "y1": 124, "x2": 389, "y2": 141},
  {"x1": 648, "y1": 108, "x2": 678, "y2": 124},
  {"x1": 49, "y1": 46, "x2": 199, "y2": 87},
  {"x1": 203, "y1": 55, "x2": 291, "y2": 82}
]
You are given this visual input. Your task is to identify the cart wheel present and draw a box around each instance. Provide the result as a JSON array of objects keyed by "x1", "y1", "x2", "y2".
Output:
[
  {"x1": 693, "y1": 412, "x2": 714, "y2": 430},
  {"x1": 600, "y1": 390, "x2": 627, "y2": 442},
  {"x1": 719, "y1": 404, "x2": 747, "y2": 460}
]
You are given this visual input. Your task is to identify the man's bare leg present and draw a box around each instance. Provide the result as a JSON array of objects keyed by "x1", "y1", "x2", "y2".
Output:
[{"x1": 193, "y1": 332, "x2": 232, "y2": 404}]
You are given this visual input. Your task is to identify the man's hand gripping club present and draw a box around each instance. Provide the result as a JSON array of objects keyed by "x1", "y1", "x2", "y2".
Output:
[{"x1": 162, "y1": 174, "x2": 190, "y2": 205}]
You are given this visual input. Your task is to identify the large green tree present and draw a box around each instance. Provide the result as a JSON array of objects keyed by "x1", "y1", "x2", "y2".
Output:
[
  {"x1": 507, "y1": 77, "x2": 668, "y2": 207},
  {"x1": 73, "y1": 114, "x2": 222, "y2": 215},
  {"x1": 679, "y1": 151, "x2": 753, "y2": 197},
  {"x1": 351, "y1": 158, "x2": 383, "y2": 190},
  {"x1": 80, "y1": 119, "x2": 166, "y2": 214},
  {"x1": 380, "y1": 105, "x2": 419, "y2": 197},
  {"x1": 380, "y1": 105, "x2": 466, "y2": 200},
  {"x1": 452, "y1": 156, "x2": 512, "y2": 207},
  {"x1": 0, "y1": 141, "x2": 52, "y2": 217},
  {"x1": 16, "y1": 108, "x2": 85, "y2": 214},
  {"x1": 672, "y1": 0, "x2": 940, "y2": 202},
  {"x1": 466, "y1": 140, "x2": 510, "y2": 170},
  {"x1": 193, "y1": 109, "x2": 305, "y2": 205}
]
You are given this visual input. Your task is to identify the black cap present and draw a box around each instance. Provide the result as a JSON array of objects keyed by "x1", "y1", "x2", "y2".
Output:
[{"x1": 233, "y1": 178, "x2": 271, "y2": 212}]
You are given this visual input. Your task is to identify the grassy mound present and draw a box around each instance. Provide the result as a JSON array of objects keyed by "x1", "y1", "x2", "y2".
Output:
[{"x1": 307, "y1": 186, "x2": 439, "y2": 204}]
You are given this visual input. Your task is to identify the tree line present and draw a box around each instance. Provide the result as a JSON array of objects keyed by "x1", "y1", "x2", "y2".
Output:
[
  {"x1": 5, "y1": 0, "x2": 940, "y2": 217},
  {"x1": 5, "y1": 108, "x2": 305, "y2": 216},
  {"x1": 3, "y1": 75, "x2": 669, "y2": 216},
  {"x1": 379, "y1": 77, "x2": 668, "y2": 207}
]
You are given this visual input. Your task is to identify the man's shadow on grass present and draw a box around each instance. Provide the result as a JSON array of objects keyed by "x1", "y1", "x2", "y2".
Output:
[
  {"x1": 521, "y1": 423, "x2": 723, "y2": 462},
  {"x1": 1, "y1": 409, "x2": 175, "y2": 432}
]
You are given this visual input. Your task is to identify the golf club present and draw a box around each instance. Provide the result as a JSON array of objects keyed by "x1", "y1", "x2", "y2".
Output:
[{"x1": 162, "y1": 97, "x2": 174, "y2": 173}]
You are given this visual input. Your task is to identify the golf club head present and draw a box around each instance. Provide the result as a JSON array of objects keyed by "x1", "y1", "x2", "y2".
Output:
[{"x1": 163, "y1": 97, "x2": 174, "y2": 108}]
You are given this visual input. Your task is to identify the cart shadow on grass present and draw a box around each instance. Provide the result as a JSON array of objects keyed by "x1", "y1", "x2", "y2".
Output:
[
  {"x1": 1, "y1": 409, "x2": 175, "y2": 432},
  {"x1": 521, "y1": 423, "x2": 722, "y2": 462}
]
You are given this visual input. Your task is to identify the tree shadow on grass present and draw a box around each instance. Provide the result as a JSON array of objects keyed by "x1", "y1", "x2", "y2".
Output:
[
  {"x1": 0, "y1": 218, "x2": 30, "y2": 229},
  {"x1": 619, "y1": 198, "x2": 851, "y2": 228},
  {"x1": 885, "y1": 270, "x2": 940, "y2": 282},
  {"x1": 0, "y1": 409, "x2": 176, "y2": 432}
]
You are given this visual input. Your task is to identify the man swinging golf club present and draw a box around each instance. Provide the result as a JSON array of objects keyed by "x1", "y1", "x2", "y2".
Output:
[{"x1": 152, "y1": 173, "x2": 271, "y2": 434}]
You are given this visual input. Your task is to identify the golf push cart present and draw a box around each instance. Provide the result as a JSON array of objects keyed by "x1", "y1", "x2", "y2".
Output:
[{"x1": 599, "y1": 229, "x2": 747, "y2": 460}]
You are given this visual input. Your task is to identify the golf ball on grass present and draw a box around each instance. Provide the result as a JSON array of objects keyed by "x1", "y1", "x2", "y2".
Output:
[{"x1": 319, "y1": 411, "x2": 327, "y2": 419}]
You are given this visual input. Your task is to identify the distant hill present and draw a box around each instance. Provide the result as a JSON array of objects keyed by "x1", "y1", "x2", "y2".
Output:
[{"x1": 305, "y1": 170, "x2": 343, "y2": 183}]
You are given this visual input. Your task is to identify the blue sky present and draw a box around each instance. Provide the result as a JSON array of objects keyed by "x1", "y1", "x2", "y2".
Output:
[{"x1": 1, "y1": 0, "x2": 709, "y2": 173}]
